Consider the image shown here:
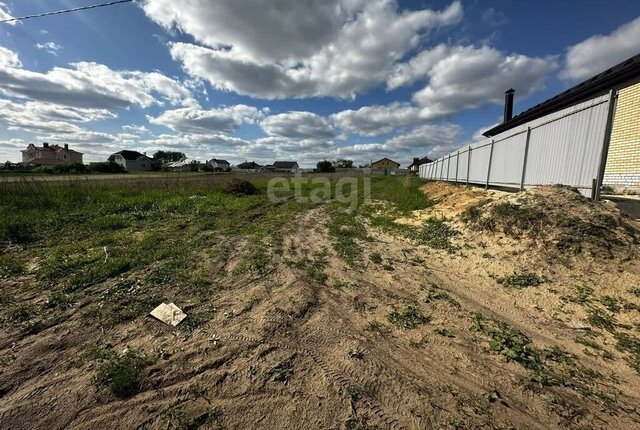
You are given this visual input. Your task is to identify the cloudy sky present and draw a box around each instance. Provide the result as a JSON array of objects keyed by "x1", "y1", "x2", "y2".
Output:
[{"x1": 1, "y1": 0, "x2": 639, "y2": 166}]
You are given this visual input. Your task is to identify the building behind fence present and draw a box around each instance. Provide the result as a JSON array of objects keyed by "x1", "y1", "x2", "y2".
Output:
[{"x1": 420, "y1": 52, "x2": 640, "y2": 198}]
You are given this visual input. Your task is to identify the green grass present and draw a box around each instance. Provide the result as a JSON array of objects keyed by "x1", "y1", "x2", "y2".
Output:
[{"x1": 0, "y1": 254, "x2": 25, "y2": 278}]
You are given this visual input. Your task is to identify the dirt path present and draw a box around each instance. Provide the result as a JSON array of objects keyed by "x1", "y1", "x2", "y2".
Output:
[{"x1": 1, "y1": 186, "x2": 639, "y2": 429}]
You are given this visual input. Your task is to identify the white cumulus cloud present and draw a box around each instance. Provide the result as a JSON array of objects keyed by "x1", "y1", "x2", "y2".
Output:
[
  {"x1": 144, "y1": 0, "x2": 463, "y2": 99},
  {"x1": 561, "y1": 16, "x2": 640, "y2": 81},
  {"x1": 149, "y1": 105, "x2": 268, "y2": 134}
]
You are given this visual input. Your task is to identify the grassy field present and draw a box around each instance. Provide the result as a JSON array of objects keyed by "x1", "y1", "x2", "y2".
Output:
[
  {"x1": 0, "y1": 174, "x2": 429, "y2": 332},
  {"x1": 1, "y1": 174, "x2": 639, "y2": 429}
]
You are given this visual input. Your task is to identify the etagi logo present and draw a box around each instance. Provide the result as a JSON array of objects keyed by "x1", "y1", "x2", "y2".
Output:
[{"x1": 267, "y1": 172, "x2": 371, "y2": 212}]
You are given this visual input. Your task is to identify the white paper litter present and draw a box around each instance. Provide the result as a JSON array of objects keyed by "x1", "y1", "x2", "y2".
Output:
[{"x1": 150, "y1": 303, "x2": 187, "y2": 327}]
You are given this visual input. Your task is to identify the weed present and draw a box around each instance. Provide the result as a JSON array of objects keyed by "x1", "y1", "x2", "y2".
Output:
[
  {"x1": 328, "y1": 207, "x2": 367, "y2": 267},
  {"x1": 574, "y1": 335, "x2": 602, "y2": 351},
  {"x1": 629, "y1": 288, "x2": 640, "y2": 299},
  {"x1": 92, "y1": 348, "x2": 153, "y2": 397},
  {"x1": 562, "y1": 286, "x2": 594, "y2": 304},
  {"x1": 347, "y1": 385, "x2": 363, "y2": 402},
  {"x1": 471, "y1": 315, "x2": 542, "y2": 372},
  {"x1": 181, "y1": 309, "x2": 215, "y2": 332},
  {"x1": 271, "y1": 361, "x2": 293, "y2": 384},
  {"x1": 468, "y1": 202, "x2": 546, "y2": 236},
  {"x1": 7, "y1": 304, "x2": 37, "y2": 322},
  {"x1": 366, "y1": 320, "x2": 390, "y2": 335},
  {"x1": 382, "y1": 263, "x2": 394, "y2": 271},
  {"x1": 388, "y1": 305, "x2": 430, "y2": 330},
  {"x1": 409, "y1": 218, "x2": 458, "y2": 252},
  {"x1": 287, "y1": 252, "x2": 328, "y2": 284},
  {"x1": 435, "y1": 328, "x2": 455, "y2": 338},
  {"x1": 614, "y1": 332, "x2": 640, "y2": 373},
  {"x1": 497, "y1": 272, "x2": 545, "y2": 289},
  {"x1": 369, "y1": 252, "x2": 382, "y2": 264},
  {"x1": 586, "y1": 307, "x2": 617, "y2": 332},
  {"x1": 347, "y1": 347, "x2": 364, "y2": 359},
  {"x1": 44, "y1": 291, "x2": 72, "y2": 309},
  {"x1": 1, "y1": 219, "x2": 36, "y2": 243},
  {"x1": 0, "y1": 254, "x2": 25, "y2": 278},
  {"x1": 424, "y1": 284, "x2": 461, "y2": 309},
  {"x1": 245, "y1": 246, "x2": 272, "y2": 275},
  {"x1": 599, "y1": 296, "x2": 621, "y2": 313}
]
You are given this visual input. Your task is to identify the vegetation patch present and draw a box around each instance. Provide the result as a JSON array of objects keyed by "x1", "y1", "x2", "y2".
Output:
[
  {"x1": 407, "y1": 218, "x2": 459, "y2": 252},
  {"x1": 614, "y1": 332, "x2": 640, "y2": 373},
  {"x1": 496, "y1": 272, "x2": 545, "y2": 289},
  {"x1": 585, "y1": 307, "x2": 617, "y2": 332},
  {"x1": 424, "y1": 284, "x2": 461, "y2": 309},
  {"x1": 287, "y1": 251, "x2": 328, "y2": 284},
  {"x1": 92, "y1": 348, "x2": 153, "y2": 398},
  {"x1": 328, "y1": 207, "x2": 367, "y2": 267},
  {"x1": 464, "y1": 202, "x2": 546, "y2": 237},
  {"x1": 388, "y1": 305, "x2": 430, "y2": 330},
  {"x1": 0, "y1": 254, "x2": 26, "y2": 278}
]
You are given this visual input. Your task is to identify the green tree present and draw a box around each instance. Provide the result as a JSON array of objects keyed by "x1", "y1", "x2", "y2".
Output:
[
  {"x1": 153, "y1": 151, "x2": 186, "y2": 163},
  {"x1": 335, "y1": 158, "x2": 354, "y2": 168},
  {"x1": 317, "y1": 160, "x2": 335, "y2": 173}
]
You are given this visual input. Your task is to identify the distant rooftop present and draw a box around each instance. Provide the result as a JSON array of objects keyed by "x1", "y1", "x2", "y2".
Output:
[{"x1": 110, "y1": 150, "x2": 149, "y2": 161}]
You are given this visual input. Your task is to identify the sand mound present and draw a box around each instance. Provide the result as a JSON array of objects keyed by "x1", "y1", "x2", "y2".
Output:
[{"x1": 451, "y1": 185, "x2": 639, "y2": 259}]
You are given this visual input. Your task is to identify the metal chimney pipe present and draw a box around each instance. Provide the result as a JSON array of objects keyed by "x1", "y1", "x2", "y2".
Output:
[{"x1": 504, "y1": 89, "x2": 515, "y2": 123}]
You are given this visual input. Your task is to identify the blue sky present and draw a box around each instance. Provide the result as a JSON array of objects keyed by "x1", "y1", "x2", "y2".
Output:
[{"x1": 1, "y1": 0, "x2": 639, "y2": 166}]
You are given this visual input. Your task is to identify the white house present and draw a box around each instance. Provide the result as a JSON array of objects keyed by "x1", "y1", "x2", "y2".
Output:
[{"x1": 108, "y1": 150, "x2": 152, "y2": 171}]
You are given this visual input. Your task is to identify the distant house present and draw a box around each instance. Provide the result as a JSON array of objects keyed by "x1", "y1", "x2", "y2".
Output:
[
  {"x1": 21, "y1": 143, "x2": 83, "y2": 166},
  {"x1": 372, "y1": 158, "x2": 400, "y2": 169},
  {"x1": 208, "y1": 158, "x2": 230, "y2": 172},
  {"x1": 263, "y1": 161, "x2": 299, "y2": 172},
  {"x1": 108, "y1": 150, "x2": 152, "y2": 171},
  {"x1": 408, "y1": 156, "x2": 433, "y2": 173}
]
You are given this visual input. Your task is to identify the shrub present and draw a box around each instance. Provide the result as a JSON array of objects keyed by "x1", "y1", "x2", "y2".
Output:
[
  {"x1": 227, "y1": 178, "x2": 258, "y2": 195},
  {"x1": 1, "y1": 219, "x2": 36, "y2": 243},
  {"x1": 93, "y1": 349, "x2": 152, "y2": 397}
]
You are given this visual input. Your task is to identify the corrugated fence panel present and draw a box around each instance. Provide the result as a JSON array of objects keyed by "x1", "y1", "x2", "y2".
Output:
[
  {"x1": 489, "y1": 131, "x2": 527, "y2": 187},
  {"x1": 524, "y1": 95, "x2": 609, "y2": 192},
  {"x1": 457, "y1": 148, "x2": 469, "y2": 183},
  {"x1": 467, "y1": 142, "x2": 492, "y2": 184},
  {"x1": 419, "y1": 93, "x2": 612, "y2": 196}
]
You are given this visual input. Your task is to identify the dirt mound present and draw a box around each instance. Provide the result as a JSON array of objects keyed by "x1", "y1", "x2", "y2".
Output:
[
  {"x1": 419, "y1": 182, "x2": 494, "y2": 219},
  {"x1": 458, "y1": 185, "x2": 639, "y2": 259}
]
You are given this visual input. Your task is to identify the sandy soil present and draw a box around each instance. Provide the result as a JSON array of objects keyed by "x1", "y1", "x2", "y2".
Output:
[{"x1": 1, "y1": 183, "x2": 639, "y2": 429}]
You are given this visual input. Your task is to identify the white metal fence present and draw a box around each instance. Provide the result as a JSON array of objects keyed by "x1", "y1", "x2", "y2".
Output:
[{"x1": 420, "y1": 91, "x2": 617, "y2": 198}]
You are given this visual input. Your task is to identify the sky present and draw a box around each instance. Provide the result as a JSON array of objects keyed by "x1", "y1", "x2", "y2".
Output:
[{"x1": 1, "y1": 0, "x2": 639, "y2": 167}]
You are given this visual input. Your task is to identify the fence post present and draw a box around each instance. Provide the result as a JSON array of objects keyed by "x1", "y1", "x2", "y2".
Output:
[
  {"x1": 446, "y1": 154, "x2": 451, "y2": 181},
  {"x1": 466, "y1": 146, "x2": 471, "y2": 187},
  {"x1": 594, "y1": 89, "x2": 618, "y2": 201},
  {"x1": 455, "y1": 150, "x2": 460, "y2": 184},
  {"x1": 440, "y1": 159, "x2": 444, "y2": 180},
  {"x1": 520, "y1": 127, "x2": 532, "y2": 191},
  {"x1": 486, "y1": 140, "x2": 494, "y2": 190}
]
